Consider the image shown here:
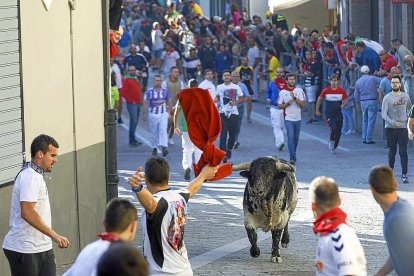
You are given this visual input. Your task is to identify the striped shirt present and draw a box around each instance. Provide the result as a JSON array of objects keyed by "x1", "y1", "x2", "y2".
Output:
[{"x1": 144, "y1": 88, "x2": 170, "y2": 115}]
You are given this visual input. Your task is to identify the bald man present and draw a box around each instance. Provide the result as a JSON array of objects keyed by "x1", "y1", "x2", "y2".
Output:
[{"x1": 309, "y1": 176, "x2": 367, "y2": 276}]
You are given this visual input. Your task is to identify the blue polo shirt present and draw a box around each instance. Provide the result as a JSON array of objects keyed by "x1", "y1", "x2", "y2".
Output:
[{"x1": 383, "y1": 197, "x2": 414, "y2": 276}]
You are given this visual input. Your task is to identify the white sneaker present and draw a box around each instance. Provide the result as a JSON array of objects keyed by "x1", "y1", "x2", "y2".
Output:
[
  {"x1": 168, "y1": 139, "x2": 175, "y2": 145},
  {"x1": 329, "y1": 141, "x2": 335, "y2": 153}
]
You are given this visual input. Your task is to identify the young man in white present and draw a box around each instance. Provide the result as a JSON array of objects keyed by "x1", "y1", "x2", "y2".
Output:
[
  {"x1": 143, "y1": 74, "x2": 172, "y2": 157},
  {"x1": 128, "y1": 157, "x2": 218, "y2": 276},
  {"x1": 198, "y1": 69, "x2": 217, "y2": 103},
  {"x1": 63, "y1": 198, "x2": 138, "y2": 276},
  {"x1": 173, "y1": 79, "x2": 203, "y2": 180},
  {"x1": 160, "y1": 42, "x2": 181, "y2": 79},
  {"x1": 3, "y1": 134, "x2": 70, "y2": 276},
  {"x1": 310, "y1": 176, "x2": 367, "y2": 276},
  {"x1": 216, "y1": 70, "x2": 244, "y2": 162},
  {"x1": 277, "y1": 73, "x2": 306, "y2": 165}
]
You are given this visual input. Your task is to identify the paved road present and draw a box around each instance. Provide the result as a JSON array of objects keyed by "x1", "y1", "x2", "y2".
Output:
[{"x1": 115, "y1": 97, "x2": 414, "y2": 276}]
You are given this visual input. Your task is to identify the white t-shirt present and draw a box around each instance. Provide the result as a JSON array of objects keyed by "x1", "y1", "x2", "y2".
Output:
[
  {"x1": 111, "y1": 63, "x2": 123, "y2": 89},
  {"x1": 161, "y1": 50, "x2": 180, "y2": 77},
  {"x1": 198, "y1": 79, "x2": 217, "y2": 101},
  {"x1": 216, "y1": 82, "x2": 244, "y2": 117},
  {"x1": 278, "y1": 88, "x2": 306, "y2": 121},
  {"x1": 2, "y1": 167, "x2": 53, "y2": 253},
  {"x1": 315, "y1": 224, "x2": 367, "y2": 276},
  {"x1": 142, "y1": 189, "x2": 192, "y2": 276},
  {"x1": 63, "y1": 239, "x2": 111, "y2": 276},
  {"x1": 247, "y1": 46, "x2": 260, "y2": 67}
]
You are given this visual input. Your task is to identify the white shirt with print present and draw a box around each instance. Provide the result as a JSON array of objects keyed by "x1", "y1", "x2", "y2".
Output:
[
  {"x1": 315, "y1": 224, "x2": 367, "y2": 276},
  {"x1": 216, "y1": 82, "x2": 243, "y2": 117},
  {"x1": 278, "y1": 88, "x2": 306, "y2": 121}
]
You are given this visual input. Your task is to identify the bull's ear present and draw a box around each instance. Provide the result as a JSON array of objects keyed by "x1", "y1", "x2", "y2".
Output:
[{"x1": 240, "y1": 170, "x2": 250, "y2": 178}]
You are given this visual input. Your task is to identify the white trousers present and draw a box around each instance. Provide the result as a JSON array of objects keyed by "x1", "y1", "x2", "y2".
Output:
[
  {"x1": 148, "y1": 113, "x2": 169, "y2": 149},
  {"x1": 270, "y1": 108, "x2": 285, "y2": 147},
  {"x1": 181, "y1": 132, "x2": 202, "y2": 170}
]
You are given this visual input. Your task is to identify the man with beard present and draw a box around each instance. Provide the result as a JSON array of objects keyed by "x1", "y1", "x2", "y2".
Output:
[
  {"x1": 216, "y1": 70, "x2": 244, "y2": 163},
  {"x1": 381, "y1": 75, "x2": 412, "y2": 183},
  {"x1": 277, "y1": 74, "x2": 306, "y2": 165}
]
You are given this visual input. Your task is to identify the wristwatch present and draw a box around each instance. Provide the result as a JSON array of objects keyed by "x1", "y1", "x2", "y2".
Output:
[{"x1": 132, "y1": 183, "x2": 143, "y2": 193}]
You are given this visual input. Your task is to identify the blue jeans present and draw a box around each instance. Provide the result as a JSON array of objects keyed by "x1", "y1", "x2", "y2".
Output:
[
  {"x1": 360, "y1": 100, "x2": 378, "y2": 142},
  {"x1": 126, "y1": 103, "x2": 141, "y2": 142},
  {"x1": 285, "y1": 120, "x2": 301, "y2": 160},
  {"x1": 235, "y1": 106, "x2": 244, "y2": 142},
  {"x1": 341, "y1": 107, "x2": 354, "y2": 132}
]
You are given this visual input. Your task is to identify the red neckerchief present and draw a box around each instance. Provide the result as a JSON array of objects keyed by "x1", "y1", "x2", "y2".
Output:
[
  {"x1": 97, "y1": 232, "x2": 121, "y2": 241},
  {"x1": 285, "y1": 86, "x2": 295, "y2": 92},
  {"x1": 313, "y1": 207, "x2": 347, "y2": 236}
]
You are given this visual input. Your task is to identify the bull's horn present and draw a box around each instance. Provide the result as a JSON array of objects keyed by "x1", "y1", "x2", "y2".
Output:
[
  {"x1": 232, "y1": 162, "x2": 251, "y2": 171},
  {"x1": 275, "y1": 161, "x2": 296, "y2": 172}
]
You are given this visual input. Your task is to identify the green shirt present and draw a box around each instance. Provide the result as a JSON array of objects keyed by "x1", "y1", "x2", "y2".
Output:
[
  {"x1": 177, "y1": 102, "x2": 188, "y2": 132},
  {"x1": 111, "y1": 86, "x2": 119, "y2": 109}
]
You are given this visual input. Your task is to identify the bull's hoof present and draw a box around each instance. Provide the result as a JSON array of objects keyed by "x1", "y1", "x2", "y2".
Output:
[
  {"x1": 271, "y1": 256, "x2": 282, "y2": 263},
  {"x1": 281, "y1": 242, "x2": 289, "y2": 248},
  {"x1": 250, "y1": 246, "x2": 260, "y2": 258}
]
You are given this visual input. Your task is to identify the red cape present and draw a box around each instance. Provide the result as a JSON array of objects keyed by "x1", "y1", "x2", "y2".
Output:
[{"x1": 177, "y1": 88, "x2": 232, "y2": 181}]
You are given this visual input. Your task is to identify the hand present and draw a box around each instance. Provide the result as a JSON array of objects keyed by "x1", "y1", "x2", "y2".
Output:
[
  {"x1": 316, "y1": 110, "x2": 321, "y2": 117},
  {"x1": 128, "y1": 167, "x2": 144, "y2": 190},
  {"x1": 266, "y1": 99, "x2": 272, "y2": 104},
  {"x1": 396, "y1": 122, "x2": 402, "y2": 128},
  {"x1": 200, "y1": 165, "x2": 219, "y2": 180},
  {"x1": 409, "y1": 132, "x2": 414, "y2": 140},
  {"x1": 174, "y1": 127, "x2": 181, "y2": 135},
  {"x1": 51, "y1": 233, "x2": 70, "y2": 248}
]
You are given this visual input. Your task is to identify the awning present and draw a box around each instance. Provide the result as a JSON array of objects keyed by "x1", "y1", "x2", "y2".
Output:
[{"x1": 268, "y1": 0, "x2": 313, "y2": 10}]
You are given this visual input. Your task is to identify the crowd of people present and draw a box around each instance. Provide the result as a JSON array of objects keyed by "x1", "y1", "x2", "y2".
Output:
[
  {"x1": 110, "y1": 0, "x2": 414, "y2": 183},
  {"x1": 2, "y1": 135, "x2": 414, "y2": 276},
  {"x1": 4, "y1": 1, "x2": 414, "y2": 276}
]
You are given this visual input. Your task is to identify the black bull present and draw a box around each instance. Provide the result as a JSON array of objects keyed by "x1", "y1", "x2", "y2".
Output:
[{"x1": 232, "y1": 156, "x2": 298, "y2": 263}]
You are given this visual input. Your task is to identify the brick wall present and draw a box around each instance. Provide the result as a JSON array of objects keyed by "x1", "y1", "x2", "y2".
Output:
[
  {"x1": 383, "y1": 0, "x2": 391, "y2": 49},
  {"x1": 408, "y1": 4, "x2": 413, "y2": 50},
  {"x1": 350, "y1": 0, "x2": 372, "y2": 38}
]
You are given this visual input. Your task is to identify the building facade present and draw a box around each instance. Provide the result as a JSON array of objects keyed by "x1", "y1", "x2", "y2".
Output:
[
  {"x1": 0, "y1": 0, "x2": 108, "y2": 274},
  {"x1": 337, "y1": 0, "x2": 414, "y2": 51}
]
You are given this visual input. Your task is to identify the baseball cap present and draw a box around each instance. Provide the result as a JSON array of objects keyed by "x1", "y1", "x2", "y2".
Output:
[{"x1": 360, "y1": 65, "x2": 370, "y2": 73}]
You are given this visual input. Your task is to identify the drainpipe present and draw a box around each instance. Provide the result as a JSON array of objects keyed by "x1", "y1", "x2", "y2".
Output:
[
  {"x1": 102, "y1": 0, "x2": 119, "y2": 201},
  {"x1": 378, "y1": 0, "x2": 384, "y2": 46}
]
